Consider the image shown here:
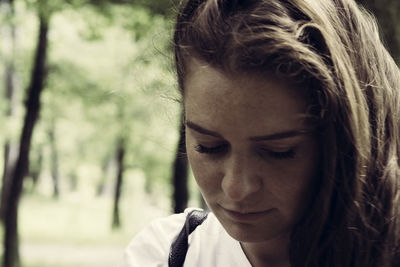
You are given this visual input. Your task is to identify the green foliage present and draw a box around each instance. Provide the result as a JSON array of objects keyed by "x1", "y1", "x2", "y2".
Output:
[
  {"x1": 0, "y1": 0, "x2": 181, "y2": 197},
  {"x1": 24, "y1": 2, "x2": 179, "y2": 196},
  {"x1": 1, "y1": 0, "x2": 185, "y2": 264}
]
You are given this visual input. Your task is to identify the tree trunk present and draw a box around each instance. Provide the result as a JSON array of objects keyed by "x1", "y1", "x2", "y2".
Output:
[
  {"x1": 0, "y1": 0, "x2": 18, "y2": 221},
  {"x1": 112, "y1": 138, "x2": 125, "y2": 229},
  {"x1": 171, "y1": 118, "x2": 189, "y2": 213},
  {"x1": 3, "y1": 14, "x2": 49, "y2": 267},
  {"x1": 48, "y1": 119, "x2": 60, "y2": 198},
  {"x1": 29, "y1": 145, "x2": 43, "y2": 193},
  {"x1": 96, "y1": 154, "x2": 111, "y2": 196},
  {"x1": 1, "y1": 144, "x2": 11, "y2": 219},
  {"x1": 68, "y1": 172, "x2": 78, "y2": 192},
  {"x1": 0, "y1": 144, "x2": 18, "y2": 220}
]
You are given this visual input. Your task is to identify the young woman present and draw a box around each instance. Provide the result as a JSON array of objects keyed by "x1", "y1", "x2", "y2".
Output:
[{"x1": 121, "y1": 0, "x2": 400, "y2": 266}]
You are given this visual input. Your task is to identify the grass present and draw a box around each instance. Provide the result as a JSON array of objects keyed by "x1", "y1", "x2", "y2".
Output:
[{"x1": 1, "y1": 171, "x2": 172, "y2": 267}]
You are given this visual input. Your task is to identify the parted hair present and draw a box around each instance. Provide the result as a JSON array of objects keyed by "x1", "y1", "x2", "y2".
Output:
[{"x1": 173, "y1": 0, "x2": 400, "y2": 266}]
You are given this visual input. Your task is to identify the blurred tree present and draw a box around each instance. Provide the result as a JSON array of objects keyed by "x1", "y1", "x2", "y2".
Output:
[
  {"x1": 96, "y1": 154, "x2": 113, "y2": 196},
  {"x1": 357, "y1": 0, "x2": 400, "y2": 64},
  {"x1": 88, "y1": 0, "x2": 180, "y2": 17},
  {"x1": 0, "y1": 0, "x2": 180, "y2": 265},
  {"x1": 94, "y1": 1, "x2": 180, "y2": 227},
  {"x1": 3, "y1": 8, "x2": 50, "y2": 267},
  {"x1": 171, "y1": 117, "x2": 188, "y2": 213},
  {"x1": 0, "y1": 0, "x2": 19, "y2": 222},
  {"x1": 112, "y1": 136, "x2": 125, "y2": 229},
  {"x1": 48, "y1": 117, "x2": 60, "y2": 198},
  {"x1": 111, "y1": 0, "x2": 184, "y2": 225},
  {"x1": 27, "y1": 144, "x2": 43, "y2": 192}
]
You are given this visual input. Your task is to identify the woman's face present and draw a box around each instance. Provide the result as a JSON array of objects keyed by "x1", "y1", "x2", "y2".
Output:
[{"x1": 184, "y1": 59, "x2": 320, "y2": 243}]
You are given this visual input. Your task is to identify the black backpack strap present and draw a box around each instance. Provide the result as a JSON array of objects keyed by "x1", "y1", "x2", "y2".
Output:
[{"x1": 168, "y1": 209, "x2": 209, "y2": 267}]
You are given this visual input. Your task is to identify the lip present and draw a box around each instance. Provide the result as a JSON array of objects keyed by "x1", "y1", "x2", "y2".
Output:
[{"x1": 220, "y1": 205, "x2": 273, "y2": 222}]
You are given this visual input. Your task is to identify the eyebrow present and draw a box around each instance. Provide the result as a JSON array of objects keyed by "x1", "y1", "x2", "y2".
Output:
[
  {"x1": 185, "y1": 120, "x2": 309, "y2": 141},
  {"x1": 185, "y1": 120, "x2": 223, "y2": 138}
]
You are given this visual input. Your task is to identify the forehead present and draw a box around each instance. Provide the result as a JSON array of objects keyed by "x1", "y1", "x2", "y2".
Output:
[{"x1": 183, "y1": 59, "x2": 309, "y2": 135}]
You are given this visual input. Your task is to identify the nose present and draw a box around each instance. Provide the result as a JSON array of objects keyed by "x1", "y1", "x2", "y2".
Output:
[{"x1": 221, "y1": 153, "x2": 262, "y2": 201}]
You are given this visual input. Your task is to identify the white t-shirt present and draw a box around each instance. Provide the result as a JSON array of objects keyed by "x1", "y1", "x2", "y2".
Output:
[{"x1": 120, "y1": 209, "x2": 252, "y2": 267}]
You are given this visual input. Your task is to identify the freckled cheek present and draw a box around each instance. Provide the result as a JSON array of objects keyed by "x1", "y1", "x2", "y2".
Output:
[
  {"x1": 187, "y1": 153, "x2": 223, "y2": 195},
  {"x1": 273, "y1": 163, "x2": 318, "y2": 218},
  {"x1": 261, "y1": 156, "x2": 316, "y2": 192}
]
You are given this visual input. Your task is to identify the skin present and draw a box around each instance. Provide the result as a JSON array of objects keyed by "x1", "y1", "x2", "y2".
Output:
[{"x1": 184, "y1": 59, "x2": 320, "y2": 267}]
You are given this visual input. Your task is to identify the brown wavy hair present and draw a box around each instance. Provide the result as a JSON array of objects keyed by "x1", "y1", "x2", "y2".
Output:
[{"x1": 173, "y1": 0, "x2": 400, "y2": 266}]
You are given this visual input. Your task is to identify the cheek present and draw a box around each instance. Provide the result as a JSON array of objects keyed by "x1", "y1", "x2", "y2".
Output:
[
  {"x1": 275, "y1": 168, "x2": 314, "y2": 200},
  {"x1": 186, "y1": 150, "x2": 222, "y2": 196},
  {"x1": 269, "y1": 149, "x2": 319, "y2": 216}
]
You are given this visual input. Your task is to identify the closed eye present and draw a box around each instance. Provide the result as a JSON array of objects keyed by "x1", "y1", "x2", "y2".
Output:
[
  {"x1": 195, "y1": 143, "x2": 229, "y2": 154},
  {"x1": 194, "y1": 143, "x2": 296, "y2": 160},
  {"x1": 260, "y1": 148, "x2": 296, "y2": 160}
]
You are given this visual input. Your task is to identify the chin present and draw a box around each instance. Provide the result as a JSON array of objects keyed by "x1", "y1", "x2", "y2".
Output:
[{"x1": 223, "y1": 220, "x2": 287, "y2": 243}]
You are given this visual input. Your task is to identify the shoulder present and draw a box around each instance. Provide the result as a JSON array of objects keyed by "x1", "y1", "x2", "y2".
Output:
[
  {"x1": 119, "y1": 208, "x2": 201, "y2": 267},
  {"x1": 119, "y1": 209, "x2": 250, "y2": 267},
  {"x1": 185, "y1": 213, "x2": 251, "y2": 267}
]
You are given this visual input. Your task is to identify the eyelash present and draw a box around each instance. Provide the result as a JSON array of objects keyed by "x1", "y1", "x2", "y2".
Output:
[
  {"x1": 194, "y1": 144, "x2": 296, "y2": 160},
  {"x1": 195, "y1": 144, "x2": 228, "y2": 154},
  {"x1": 263, "y1": 149, "x2": 295, "y2": 159}
]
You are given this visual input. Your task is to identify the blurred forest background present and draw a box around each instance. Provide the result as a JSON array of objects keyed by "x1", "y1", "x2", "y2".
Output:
[{"x1": 0, "y1": 0, "x2": 399, "y2": 266}]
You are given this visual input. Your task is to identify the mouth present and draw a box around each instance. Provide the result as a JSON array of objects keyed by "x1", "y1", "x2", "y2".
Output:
[{"x1": 219, "y1": 205, "x2": 274, "y2": 222}]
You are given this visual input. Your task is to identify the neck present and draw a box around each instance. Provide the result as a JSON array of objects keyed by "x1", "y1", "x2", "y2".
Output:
[{"x1": 240, "y1": 232, "x2": 291, "y2": 267}]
